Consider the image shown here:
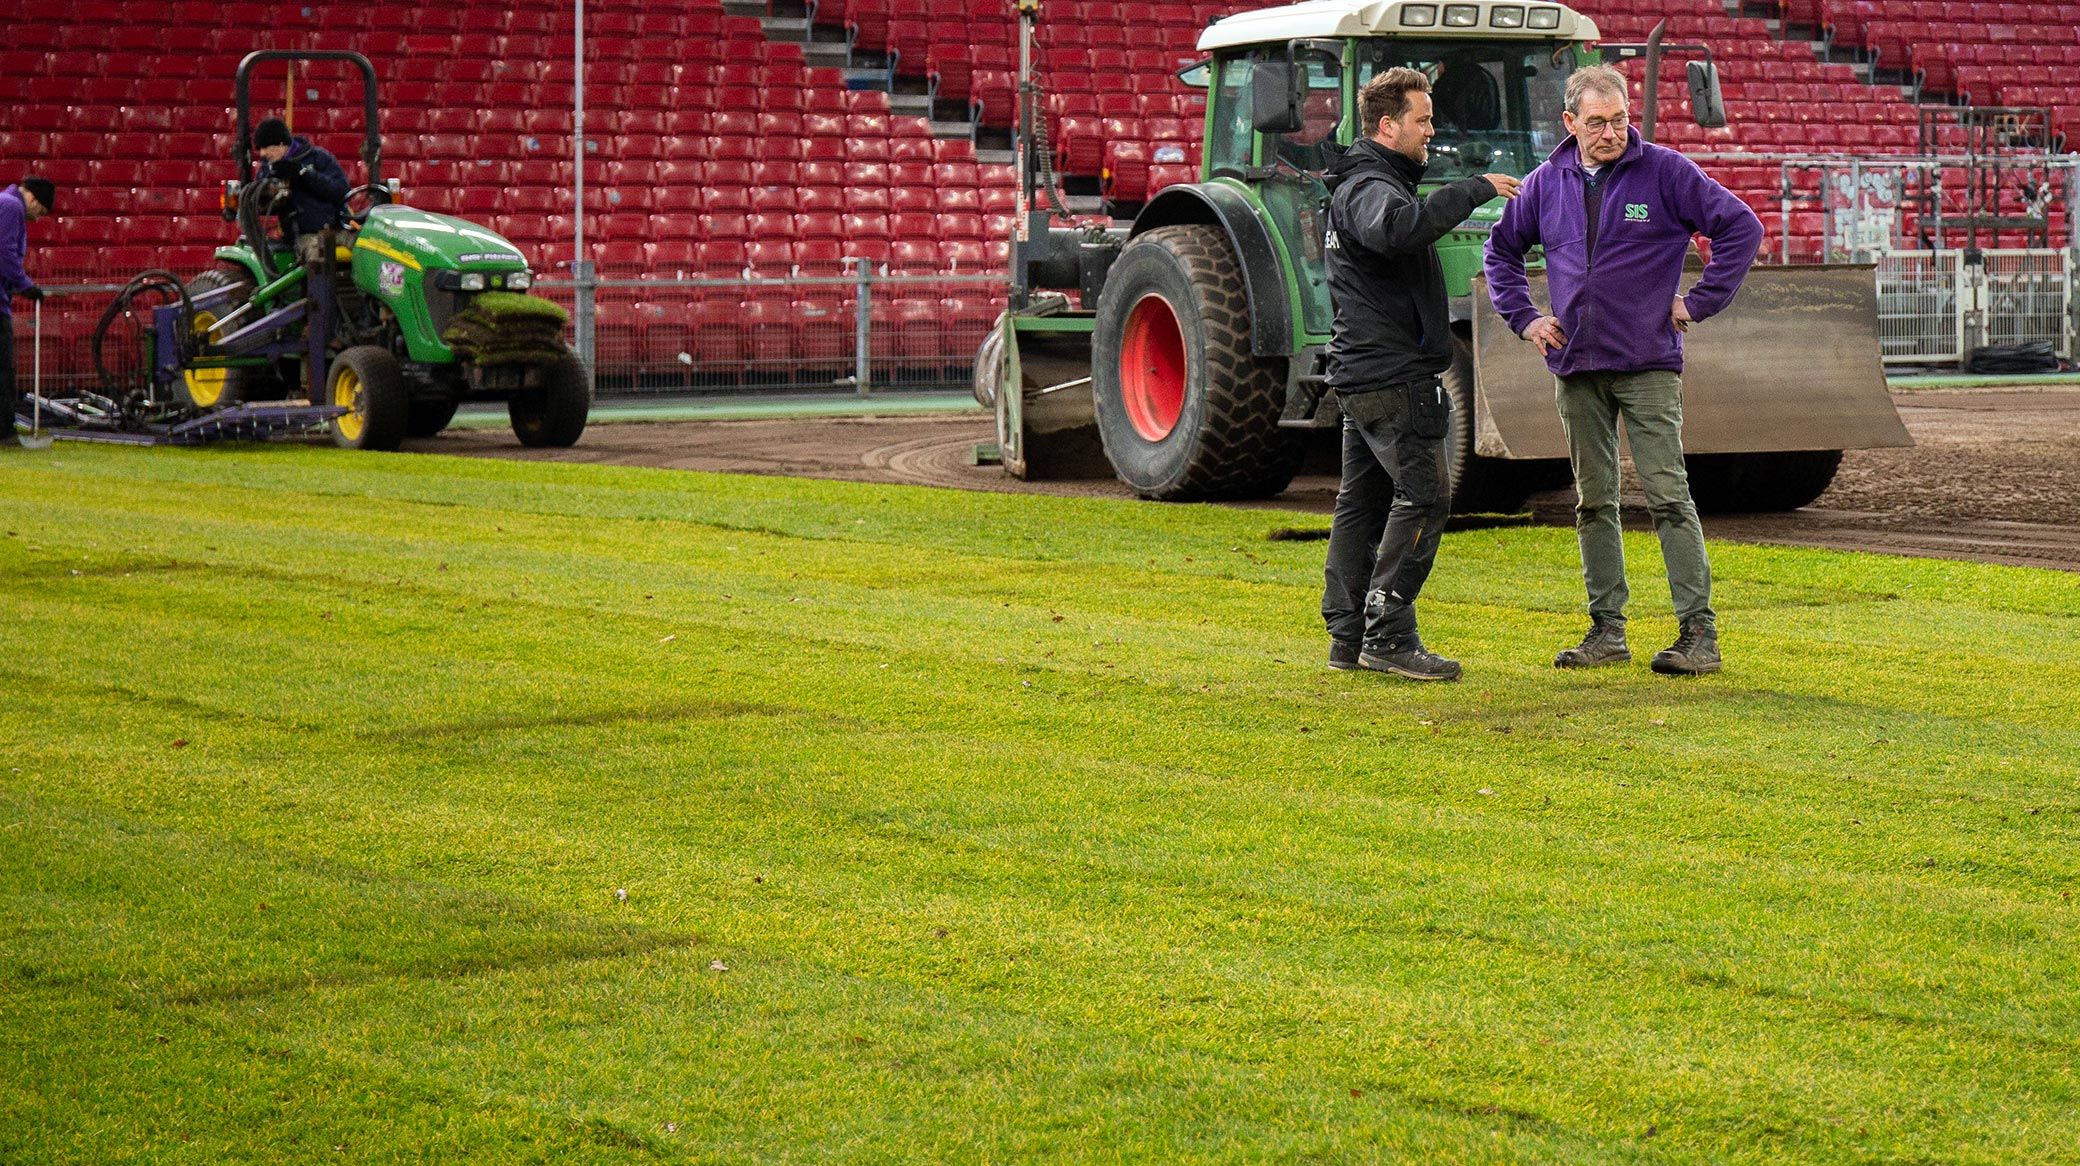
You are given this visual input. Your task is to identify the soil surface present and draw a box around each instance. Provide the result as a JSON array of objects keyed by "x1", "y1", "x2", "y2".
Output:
[{"x1": 419, "y1": 387, "x2": 2080, "y2": 572}]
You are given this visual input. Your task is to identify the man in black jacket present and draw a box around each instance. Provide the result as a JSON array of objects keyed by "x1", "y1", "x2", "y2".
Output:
[
  {"x1": 251, "y1": 117, "x2": 351, "y2": 262},
  {"x1": 1321, "y1": 67, "x2": 1517, "y2": 680}
]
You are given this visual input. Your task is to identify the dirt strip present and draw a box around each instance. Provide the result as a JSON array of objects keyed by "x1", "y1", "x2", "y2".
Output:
[{"x1": 419, "y1": 387, "x2": 2080, "y2": 572}]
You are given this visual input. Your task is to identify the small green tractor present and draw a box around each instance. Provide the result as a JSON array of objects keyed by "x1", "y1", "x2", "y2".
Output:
[
  {"x1": 983, "y1": 0, "x2": 1911, "y2": 513},
  {"x1": 40, "y1": 50, "x2": 587, "y2": 450}
]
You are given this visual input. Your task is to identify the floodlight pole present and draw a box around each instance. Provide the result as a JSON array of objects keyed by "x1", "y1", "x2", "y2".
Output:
[{"x1": 572, "y1": 0, "x2": 596, "y2": 376}]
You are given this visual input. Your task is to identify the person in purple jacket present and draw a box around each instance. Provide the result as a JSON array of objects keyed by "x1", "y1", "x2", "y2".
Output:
[
  {"x1": 2, "y1": 176, "x2": 57, "y2": 449},
  {"x1": 1484, "y1": 65, "x2": 1762, "y2": 676}
]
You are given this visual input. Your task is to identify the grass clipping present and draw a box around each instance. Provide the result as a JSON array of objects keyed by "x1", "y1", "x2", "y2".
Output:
[{"x1": 442, "y1": 291, "x2": 571, "y2": 366}]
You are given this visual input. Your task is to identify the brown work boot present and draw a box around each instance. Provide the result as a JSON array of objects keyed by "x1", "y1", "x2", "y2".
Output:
[
  {"x1": 1651, "y1": 619, "x2": 1721, "y2": 676},
  {"x1": 1554, "y1": 617, "x2": 1630, "y2": 668}
]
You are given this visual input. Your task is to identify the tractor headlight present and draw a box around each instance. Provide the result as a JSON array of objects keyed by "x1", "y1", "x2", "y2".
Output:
[
  {"x1": 457, "y1": 272, "x2": 487, "y2": 292},
  {"x1": 506, "y1": 270, "x2": 533, "y2": 290},
  {"x1": 1526, "y1": 5, "x2": 1560, "y2": 28},
  {"x1": 1490, "y1": 5, "x2": 1524, "y2": 27},
  {"x1": 1443, "y1": 4, "x2": 1480, "y2": 27},
  {"x1": 1399, "y1": 3, "x2": 1437, "y2": 25}
]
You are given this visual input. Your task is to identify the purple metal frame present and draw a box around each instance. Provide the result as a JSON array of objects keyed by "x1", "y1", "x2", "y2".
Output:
[{"x1": 147, "y1": 248, "x2": 339, "y2": 400}]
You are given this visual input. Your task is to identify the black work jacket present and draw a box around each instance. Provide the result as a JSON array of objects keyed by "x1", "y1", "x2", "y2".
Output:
[{"x1": 1323, "y1": 138, "x2": 1495, "y2": 390}]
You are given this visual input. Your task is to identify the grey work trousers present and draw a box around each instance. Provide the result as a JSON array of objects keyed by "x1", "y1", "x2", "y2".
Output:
[{"x1": 1555, "y1": 369, "x2": 1715, "y2": 627}]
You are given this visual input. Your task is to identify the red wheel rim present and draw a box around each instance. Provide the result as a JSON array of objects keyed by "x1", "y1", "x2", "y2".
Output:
[{"x1": 1120, "y1": 293, "x2": 1186, "y2": 442}]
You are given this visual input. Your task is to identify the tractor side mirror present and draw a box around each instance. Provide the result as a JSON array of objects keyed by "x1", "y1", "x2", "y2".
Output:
[
  {"x1": 1687, "y1": 60, "x2": 1726, "y2": 129},
  {"x1": 1253, "y1": 57, "x2": 1304, "y2": 135}
]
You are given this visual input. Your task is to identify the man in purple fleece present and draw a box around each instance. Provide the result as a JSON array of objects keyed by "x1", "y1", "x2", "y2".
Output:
[
  {"x1": 1484, "y1": 65, "x2": 1761, "y2": 676},
  {"x1": 2, "y1": 176, "x2": 57, "y2": 449}
]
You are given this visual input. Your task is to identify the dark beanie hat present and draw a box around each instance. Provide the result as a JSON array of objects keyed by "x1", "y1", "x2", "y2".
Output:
[
  {"x1": 253, "y1": 117, "x2": 292, "y2": 149},
  {"x1": 20, "y1": 175, "x2": 54, "y2": 214}
]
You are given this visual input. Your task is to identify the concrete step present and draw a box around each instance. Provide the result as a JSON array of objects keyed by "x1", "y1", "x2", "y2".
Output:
[
  {"x1": 928, "y1": 119, "x2": 976, "y2": 140},
  {"x1": 762, "y1": 16, "x2": 812, "y2": 38}
]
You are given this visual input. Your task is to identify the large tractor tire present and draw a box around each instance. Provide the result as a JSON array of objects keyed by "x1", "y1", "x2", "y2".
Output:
[
  {"x1": 177, "y1": 267, "x2": 290, "y2": 410},
  {"x1": 971, "y1": 316, "x2": 1005, "y2": 410},
  {"x1": 1091, "y1": 225, "x2": 1303, "y2": 500},
  {"x1": 327, "y1": 345, "x2": 409, "y2": 452},
  {"x1": 1684, "y1": 450, "x2": 1843, "y2": 514},
  {"x1": 405, "y1": 398, "x2": 461, "y2": 438},
  {"x1": 509, "y1": 351, "x2": 591, "y2": 448},
  {"x1": 1439, "y1": 331, "x2": 1572, "y2": 513}
]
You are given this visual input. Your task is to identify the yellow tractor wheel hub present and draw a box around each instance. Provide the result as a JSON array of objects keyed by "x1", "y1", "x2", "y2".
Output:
[
  {"x1": 333, "y1": 366, "x2": 365, "y2": 443},
  {"x1": 183, "y1": 367, "x2": 229, "y2": 408}
]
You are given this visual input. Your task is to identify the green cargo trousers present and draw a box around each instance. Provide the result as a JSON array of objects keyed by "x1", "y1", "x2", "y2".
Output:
[{"x1": 1555, "y1": 369, "x2": 1715, "y2": 628}]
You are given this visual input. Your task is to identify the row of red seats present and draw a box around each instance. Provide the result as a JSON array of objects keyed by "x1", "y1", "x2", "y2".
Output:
[
  {"x1": 1670, "y1": 122, "x2": 1924, "y2": 151},
  {"x1": 585, "y1": 236, "x2": 1010, "y2": 275},
  {"x1": 596, "y1": 299, "x2": 998, "y2": 373},
  {"x1": 814, "y1": 0, "x2": 1233, "y2": 30},
  {"x1": 1899, "y1": 38, "x2": 2080, "y2": 94},
  {"x1": 1102, "y1": 143, "x2": 1204, "y2": 206},
  {"x1": 43, "y1": 0, "x2": 711, "y2": 32}
]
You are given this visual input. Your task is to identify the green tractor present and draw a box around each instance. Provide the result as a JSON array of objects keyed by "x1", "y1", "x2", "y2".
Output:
[
  {"x1": 984, "y1": 0, "x2": 1911, "y2": 513},
  {"x1": 59, "y1": 50, "x2": 587, "y2": 450}
]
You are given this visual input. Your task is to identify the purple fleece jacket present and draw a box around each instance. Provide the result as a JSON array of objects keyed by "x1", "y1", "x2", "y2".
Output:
[
  {"x1": 0, "y1": 185, "x2": 36, "y2": 320},
  {"x1": 1484, "y1": 128, "x2": 1762, "y2": 377}
]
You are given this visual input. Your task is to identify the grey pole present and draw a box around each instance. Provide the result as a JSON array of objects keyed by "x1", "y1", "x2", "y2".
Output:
[
  {"x1": 572, "y1": 0, "x2": 597, "y2": 378},
  {"x1": 854, "y1": 258, "x2": 873, "y2": 397},
  {"x1": 2055, "y1": 161, "x2": 2071, "y2": 357}
]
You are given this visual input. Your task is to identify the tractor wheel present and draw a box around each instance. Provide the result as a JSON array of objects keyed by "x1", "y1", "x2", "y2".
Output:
[
  {"x1": 1440, "y1": 331, "x2": 1567, "y2": 514},
  {"x1": 509, "y1": 351, "x2": 591, "y2": 448},
  {"x1": 1091, "y1": 224, "x2": 1302, "y2": 500},
  {"x1": 405, "y1": 398, "x2": 460, "y2": 438},
  {"x1": 178, "y1": 267, "x2": 290, "y2": 410},
  {"x1": 1684, "y1": 450, "x2": 1843, "y2": 514},
  {"x1": 327, "y1": 346, "x2": 409, "y2": 452},
  {"x1": 971, "y1": 315, "x2": 1005, "y2": 410}
]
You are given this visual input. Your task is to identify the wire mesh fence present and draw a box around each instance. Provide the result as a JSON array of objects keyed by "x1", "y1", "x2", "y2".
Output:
[
  {"x1": 536, "y1": 268, "x2": 1011, "y2": 395},
  {"x1": 1980, "y1": 248, "x2": 2071, "y2": 356},
  {"x1": 1874, "y1": 250, "x2": 1962, "y2": 365},
  {"x1": 9, "y1": 266, "x2": 1013, "y2": 400}
]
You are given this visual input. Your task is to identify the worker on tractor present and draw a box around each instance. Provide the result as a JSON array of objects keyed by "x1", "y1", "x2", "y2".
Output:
[
  {"x1": 250, "y1": 117, "x2": 351, "y2": 262},
  {"x1": 1, "y1": 175, "x2": 56, "y2": 449}
]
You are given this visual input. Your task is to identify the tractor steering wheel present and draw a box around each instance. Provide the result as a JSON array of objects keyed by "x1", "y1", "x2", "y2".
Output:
[{"x1": 346, "y1": 183, "x2": 392, "y2": 225}]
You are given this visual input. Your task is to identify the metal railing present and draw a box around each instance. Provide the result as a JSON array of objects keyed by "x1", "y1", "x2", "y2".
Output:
[
  {"x1": 542, "y1": 264, "x2": 1009, "y2": 395},
  {"x1": 11, "y1": 266, "x2": 1012, "y2": 399}
]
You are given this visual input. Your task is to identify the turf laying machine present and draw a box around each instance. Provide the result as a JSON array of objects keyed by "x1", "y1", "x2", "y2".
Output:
[
  {"x1": 980, "y1": 0, "x2": 1910, "y2": 512},
  {"x1": 20, "y1": 51, "x2": 588, "y2": 450}
]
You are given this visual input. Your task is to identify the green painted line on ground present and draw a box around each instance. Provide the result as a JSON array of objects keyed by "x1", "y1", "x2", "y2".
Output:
[
  {"x1": 452, "y1": 392, "x2": 985, "y2": 429},
  {"x1": 1888, "y1": 372, "x2": 2080, "y2": 390}
]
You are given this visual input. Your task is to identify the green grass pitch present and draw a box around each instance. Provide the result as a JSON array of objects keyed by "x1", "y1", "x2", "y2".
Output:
[{"x1": 2, "y1": 443, "x2": 2076, "y2": 1163}]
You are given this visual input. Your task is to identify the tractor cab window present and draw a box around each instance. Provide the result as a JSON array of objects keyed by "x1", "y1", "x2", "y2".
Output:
[
  {"x1": 1207, "y1": 53, "x2": 1258, "y2": 179},
  {"x1": 1357, "y1": 40, "x2": 1576, "y2": 180}
]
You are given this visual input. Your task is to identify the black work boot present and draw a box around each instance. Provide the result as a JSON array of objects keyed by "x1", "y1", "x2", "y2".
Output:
[
  {"x1": 1651, "y1": 619, "x2": 1721, "y2": 676},
  {"x1": 1328, "y1": 640, "x2": 1362, "y2": 671},
  {"x1": 1359, "y1": 635, "x2": 1462, "y2": 682},
  {"x1": 1554, "y1": 617, "x2": 1630, "y2": 669}
]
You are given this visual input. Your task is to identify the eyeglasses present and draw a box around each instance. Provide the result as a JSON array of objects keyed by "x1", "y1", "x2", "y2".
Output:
[{"x1": 1576, "y1": 115, "x2": 1628, "y2": 137}]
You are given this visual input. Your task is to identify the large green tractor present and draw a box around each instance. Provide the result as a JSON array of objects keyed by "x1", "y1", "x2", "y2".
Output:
[
  {"x1": 985, "y1": 0, "x2": 1911, "y2": 513},
  {"x1": 61, "y1": 50, "x2": 587, "y2": 450}
]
